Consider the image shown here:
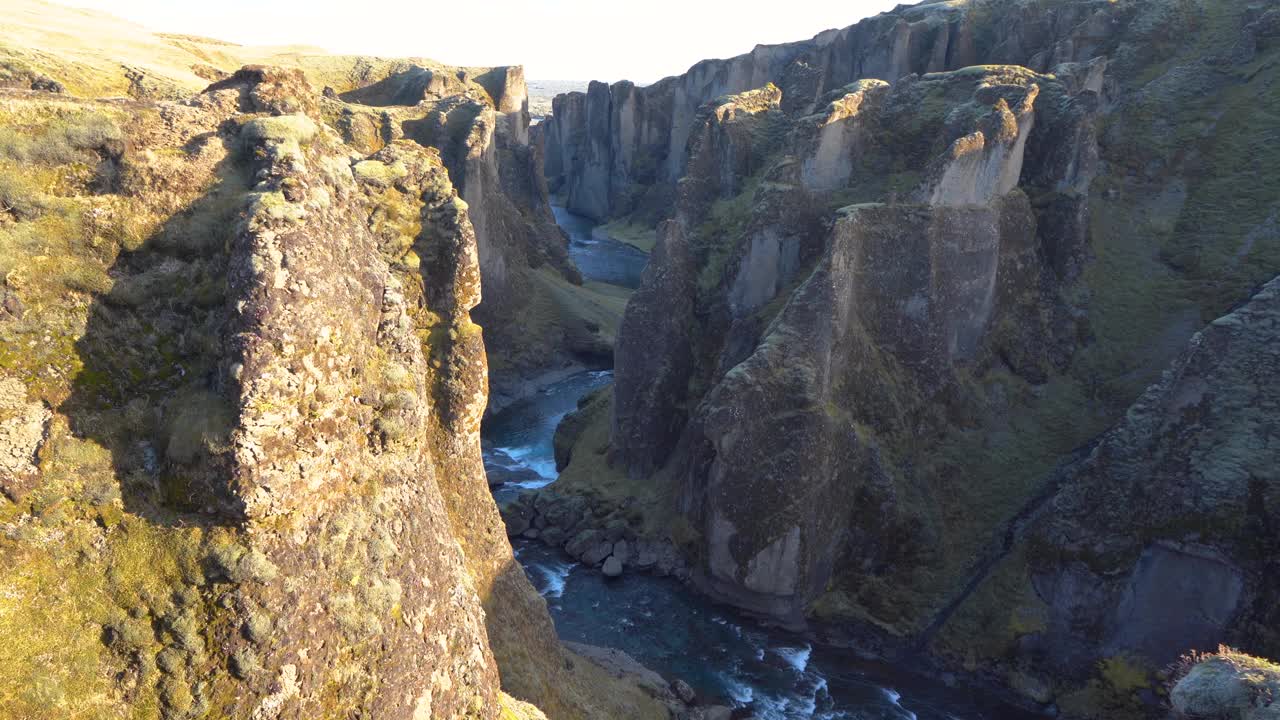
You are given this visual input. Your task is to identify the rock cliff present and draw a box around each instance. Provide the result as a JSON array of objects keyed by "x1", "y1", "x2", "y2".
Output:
[
  {"x1": 933, "y1": 275, "x2": 1280, "y2": 717},
  {"x1": 548, "y1": 0, "x2": 1280, "y2": 716},
  {"x1": 542, "y1": 0, "x2": 1111, "y2": 222},
  {"x1": 609, "y1": 59, "x2": 1097, "y2": 627},
  {"x1": 0, "y1": 65, "x2": 504, "y2": 719},
  {"x1": 0, "y1": 22, "x2": 668, "y2": 720}
]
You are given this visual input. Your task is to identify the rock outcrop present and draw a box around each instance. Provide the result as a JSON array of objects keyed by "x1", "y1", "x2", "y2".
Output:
[
  {"x1": 3, "y1": 0, "x2": 616, "y2": 407},
  {"x1": 0, "y1": 66, "x2": 503, "y2": 719},
  {"x1": 615, "y1": 64, "x2": 1093, "y2": 628},
  {"x1": 1172, "y1": 649, "x2": 1280, "y2": 720},
  {"x1": 316, "y1": 61, "x2": 608, "y2": 391}
]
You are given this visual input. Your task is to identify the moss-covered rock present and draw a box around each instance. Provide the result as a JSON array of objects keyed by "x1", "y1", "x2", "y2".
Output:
[
  {"x1": 1172, "y1": 650, "x2": 1280, "y2": 720},
  {"x1": 0, "y1": 65, "x2": 515, "y2": 719}
]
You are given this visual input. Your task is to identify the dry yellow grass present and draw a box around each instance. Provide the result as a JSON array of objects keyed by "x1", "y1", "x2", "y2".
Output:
[{"x1": 0, "y1": 0, "x2": 500, "y2": 99}]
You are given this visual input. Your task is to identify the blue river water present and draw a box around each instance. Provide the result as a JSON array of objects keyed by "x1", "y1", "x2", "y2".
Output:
[{"x1": 553, "y1": 204, "x2": 649, "y2": 289}]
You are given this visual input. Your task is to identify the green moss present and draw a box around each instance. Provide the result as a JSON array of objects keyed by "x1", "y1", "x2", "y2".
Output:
[
  {"x1": 248, "y1": 190, "x2": 307, "y2": 225},
  {"x1": 242, "y1": 609, "x2": 273, "y2": 645},
  {"x1": 1100, "y1": 655, "x2": 1152, "y2": 693},
  {"x1": 0, "y1": 171, "x2": 53, "y2": 220},
  {"x1": 0, "y1": 507, "x2": 221, "y2": 719},
  {"x1": 1072, "y1": 0, "x2": 1280, "y2": 402},
  {"x1": 481, "y1": 265, "x2": 630, "y2": 373},
  {"x1": 352, "y1": 159, "x2": 408, "y2": 187},
  {"x1": 929, "y1": 548, "x2": 1049, "y2": 662},
  {"x1": 694, "y1": 174, "x2": 762, "y2": 294},
  {"x1": 554, "y1": 390, "x2": 680, "y2": 541},
  {"x1": 1056, "y1": 655, "x2": 1152, "y2": 719},
  {"x1": 163, "y1": 388, "x2": 234, "y2": 465},
  {"x1": 0, "y1": 110, "x2": 122, "y2": 165},
  {"x1": 229, "y1": 647, "x2": 262, "y2": 679},
  {"x1": 240, "y1": 114, "x2": 319, "y2": 145}
]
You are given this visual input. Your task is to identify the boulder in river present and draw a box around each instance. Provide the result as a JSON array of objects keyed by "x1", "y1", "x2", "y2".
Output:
[
  {"x1": 672, "y1": 678, "x2": 697, "y2": 705},
  {"x1": 499, "y1": 499, "x2": 534, "y2": 537},
  {"x1": 566, "y1": 528, "x2": 604, "y2": 559},
  {"x1": 602, "y1": 517, "x2": 630, "y2": 543},
  {"x1": 582, "y1": 542, "x2": 614, "y2": 567},
  {"x1": 612, "y1": 540, "x2": 632, "y2": 565},
  {"x1": 539, "y1": 526, "x2": 567, "y2": 547},
  {"x1": 633, "y1": 548, "x2": 658, "y2": 571},
  {"x1": 699, "y1": 707, "x2": 733, "y2": 720},
  {"x1": 602, "y1": 555, "x2": 623, "y2": 577},
  {"x1": 485, "y1": 463, "x2": 544, "y2": 488},
  {"x1": 541, "y1": 492, "x2": 588, "y2": 534}
]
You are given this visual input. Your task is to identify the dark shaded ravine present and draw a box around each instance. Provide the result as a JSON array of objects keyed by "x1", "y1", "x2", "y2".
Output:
[{"x1": 483, "y1": 207, "x2": 1041, "y2": 719}]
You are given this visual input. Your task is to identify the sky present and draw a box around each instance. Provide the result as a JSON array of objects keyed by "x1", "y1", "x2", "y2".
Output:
[{"x1": 65, "y1": 0, "x2": 902, "y2": 83}]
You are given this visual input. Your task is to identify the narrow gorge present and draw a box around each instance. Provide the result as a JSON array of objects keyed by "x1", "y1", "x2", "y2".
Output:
[{"x1": 1, "y1": 0, "x2": 1278, "y2": 719}]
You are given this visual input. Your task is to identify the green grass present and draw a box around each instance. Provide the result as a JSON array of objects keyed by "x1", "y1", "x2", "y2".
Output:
[
  {"x1": 0, "y1": 111, "x2": 122, "y2": 166},
  {"x1": 693, "y1": 173, "x2": 763, "y2": 294},
  {"x1": 554, "y1": 390, "x2": 680, "y2": 540},
  {"x1": 482, "y1": 265, "x2": 632, "y2": 373},
  {"x1": 594, "y1": 217, "x2": 657, "y2": 253}
]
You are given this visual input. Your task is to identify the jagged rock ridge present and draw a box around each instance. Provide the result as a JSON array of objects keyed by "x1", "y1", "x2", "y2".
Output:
[{"x1": 541, "y1": 0, "x2": 1111, "y2": 221}]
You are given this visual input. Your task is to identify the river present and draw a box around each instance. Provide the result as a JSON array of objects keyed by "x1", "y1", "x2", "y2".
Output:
[
  {"x1": 553, "y1": 204, "x2": 649, "y2": 290},
  {"x1": 482, "y1": 206, "x2": 1037, "y2": 720}
]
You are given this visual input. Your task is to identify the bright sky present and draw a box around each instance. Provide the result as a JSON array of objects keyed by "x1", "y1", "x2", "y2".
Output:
[{"x1": 67, "y1": 0, "x2": 901, "y2": 83}]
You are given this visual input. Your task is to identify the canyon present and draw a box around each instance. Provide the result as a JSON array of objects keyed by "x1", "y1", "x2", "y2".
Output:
[
  {"x1": 540, "y1": 0, "x2": 1280, "y2": 717},
  {"x1": 0, "y1": 0, "x2": 1277, "y2": 719}
]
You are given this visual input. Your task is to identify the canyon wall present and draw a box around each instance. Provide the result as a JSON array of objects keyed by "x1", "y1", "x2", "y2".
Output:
[
  {"x1": 0, "y1": 66, "x2": 507, "y2": 720},
  {"x1": 548, "y1": 0, "x2": 1280, "y2": 716},
  {"x1": 317, "y1": 62, "x2": 613, "y2": 396},
  {"x1": 542, "y1": 0, "x2": 1111, "y2": 222}
]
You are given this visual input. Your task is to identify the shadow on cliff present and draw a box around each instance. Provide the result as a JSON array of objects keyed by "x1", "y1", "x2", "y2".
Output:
[{"x1": 60, "y1": 132, "x2": 249, "y2": 527}]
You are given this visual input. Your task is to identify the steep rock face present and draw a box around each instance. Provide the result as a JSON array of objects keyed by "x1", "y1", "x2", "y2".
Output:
[
  {"x1": 612, "y1": 84, "x2": 788, "y2": 477},
  {"x1": 323, "y1": 62, "x2": 602, "y2": 382},
  {"x1": 611, "y1": 217, "x2": 697, "y2": 477},
  {"x1": 684, "y1": 194, "x2": 1051, "y2": 627},
  {"x1": 0, "y1": 69, "x2": 505, "y2": 719},
  {"x1": 946, "y1": 276, "x2": 1280, "y2": 710},
  {"x1": 542, "y1": 0, "x2": 1111, "y2": 221},
  {"x1": 594, "y1": 64, "x2": 1096, "y2": 643},
  {"x1": 615, "y1": 63, "x2": 1088, "y2": 487},
  {"x1": 793, "y1": 79, "x2": 889, "y2": 192}
]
